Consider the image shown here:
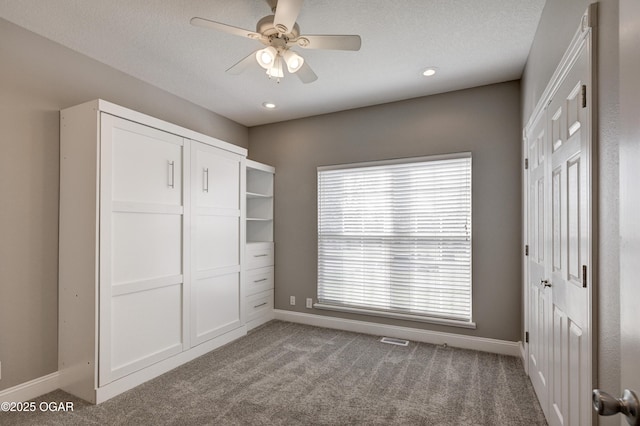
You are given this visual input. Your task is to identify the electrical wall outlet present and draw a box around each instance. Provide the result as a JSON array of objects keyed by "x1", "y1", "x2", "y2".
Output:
[
  {"x1": 306, "y1": 298, "x2": 313, "y2": 309},
  {"x1": 290, "y1": 296, "x2": 296, "y2": 306}
]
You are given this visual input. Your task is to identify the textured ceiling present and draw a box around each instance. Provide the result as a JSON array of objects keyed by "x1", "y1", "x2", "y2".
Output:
[{"x1": 0, "y1": 0, "x2": 546, "y2": 126}]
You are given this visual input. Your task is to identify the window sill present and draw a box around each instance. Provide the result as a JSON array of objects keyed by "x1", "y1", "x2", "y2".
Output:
[{"x1": 313, "y1": 303, "x2": 477, "y2": 329}]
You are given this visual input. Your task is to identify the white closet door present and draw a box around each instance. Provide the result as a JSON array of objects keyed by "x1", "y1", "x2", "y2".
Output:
[
  {"x1": 99, "y1": 113, "x2": 187, "y2": 385},
  {"x1": 527, "y1": 112, "x2": 551, "y2": 417},
  {"x1": 546, "y1": 44, "x2": 591, "y2": 426},
  {"x1": 190, "y1": 141, "x2": 243, "y2": 346}
]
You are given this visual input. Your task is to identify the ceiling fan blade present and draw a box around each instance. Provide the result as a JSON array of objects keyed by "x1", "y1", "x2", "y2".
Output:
[
  {"x1": 264, "y1": 0, "x2": 278, "y2": 11},
  {"x1": 295, "y1": 61, "x2": 318, "y2": 84},
  {"x1": 190, "y1": 17, "x2": 261, "y2": 40},
  {"x1": 226, "y1": 50, "x2": 259, "y2": 75},
  {"x1": 273, "y1": 0, "x2": 304, "y2": 34},
  {"x1": 296, "y1": 35, "x2": 361, "y2": 51}
]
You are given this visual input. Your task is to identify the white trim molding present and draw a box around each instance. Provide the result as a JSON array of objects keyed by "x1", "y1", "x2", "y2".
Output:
[
  {"x1": 274, "y1": 310, "x2": 521, "y2": 357},
  {"x1": 0, "y1": 372, "x2": 60, "y2": 403},
  {"x1": 523, "y1": 5, "x2": 597, "y2": 132},
  {"x1": 314, "y1": 303, "x2": 476, "y2": 329}
]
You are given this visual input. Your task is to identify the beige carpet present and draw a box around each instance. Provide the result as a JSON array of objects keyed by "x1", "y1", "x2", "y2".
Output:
[{"x1": 1, "y1": 320, "x2": 546, "y2": 425}]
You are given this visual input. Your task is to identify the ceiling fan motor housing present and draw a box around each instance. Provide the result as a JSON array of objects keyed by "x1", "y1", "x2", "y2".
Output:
[{"x1": 257, "y1": 15, "x2": 300, "y2": 42}]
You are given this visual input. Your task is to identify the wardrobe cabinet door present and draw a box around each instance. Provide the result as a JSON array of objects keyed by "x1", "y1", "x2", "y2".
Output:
[
  {"x1": 110, "y1": 118, "x2": 183, "y2": 207},
  {"x1": 99, "y1": 114, "x2": 186, "y2": 385},
  {"x1": 190, "y1": 141, "x2": 243, "y2": 346},
  {"x1": 194, "y1": 144, "x2": 240, "y2": 210}
]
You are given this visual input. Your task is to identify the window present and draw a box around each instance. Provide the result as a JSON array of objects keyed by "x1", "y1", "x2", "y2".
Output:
[{"x1": 317, "y1": 153, "x2": 473, "y2": 326}]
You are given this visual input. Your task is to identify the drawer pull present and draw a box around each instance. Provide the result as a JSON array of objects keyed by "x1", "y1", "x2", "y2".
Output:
[
  {"x1": 253, "y1": 302, "x2": 268, "y2": 308},
  {"x1": 253, "y1": 278, "x2": 268, "y2": 283},
  {"x1": 253, "y1": 254, "x2": 269, "y2": 258}
]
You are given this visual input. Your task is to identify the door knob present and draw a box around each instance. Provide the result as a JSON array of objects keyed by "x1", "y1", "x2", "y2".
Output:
[
  {"x1": 541, "y1": 279, "x2": 552, "y2": 288},
  {"x1": 593, "y1": 389, "x2": 640, "y2": 426}
]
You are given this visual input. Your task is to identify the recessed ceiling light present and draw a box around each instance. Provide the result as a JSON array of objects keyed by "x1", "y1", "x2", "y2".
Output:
[
  {"x1": 422, "y1": 68, "x2": 437, "y2": 77},
  {"x1": 262, "y1": 102, "x2": 277, "y2": 109}
]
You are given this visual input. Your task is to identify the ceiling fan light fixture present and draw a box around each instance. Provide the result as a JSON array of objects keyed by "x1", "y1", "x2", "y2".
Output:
[
  {"x1": 283, "y1": 50, "x2": 304, "y2": 73},
  {"x1": 256, "y1": 46, "x2": 277, "y2": 69}
]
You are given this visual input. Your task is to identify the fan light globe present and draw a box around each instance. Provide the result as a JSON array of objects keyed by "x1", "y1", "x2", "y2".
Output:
[
  {"x1": 260, "y1": 51, "x2": 273, "y2": 64},
  {"x1": 256, "y1": 46, "x2": 277, "y2": 69},
  {"x1": 283, "y1": 50, "x2": 304, "y2": 73}
]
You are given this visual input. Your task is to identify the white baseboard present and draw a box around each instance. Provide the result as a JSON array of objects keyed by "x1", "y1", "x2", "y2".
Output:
[
  {"x1": 0, "y1": 372, "x2": 60, "y2": 403},
  {"x1": 274, "y1": 309, "x2": 522, "y2": 357}
]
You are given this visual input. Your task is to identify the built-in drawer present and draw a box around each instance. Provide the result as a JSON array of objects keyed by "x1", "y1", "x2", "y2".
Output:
[
  {"x1": 247, "y1": 243, "x2": 274, "y2": 269},
  {"x1": 246, "y1": 290, "x2": 274, "y2": 323},
  {"x1": 246, "y1": 267, "x2": 274, "y2": 296}
]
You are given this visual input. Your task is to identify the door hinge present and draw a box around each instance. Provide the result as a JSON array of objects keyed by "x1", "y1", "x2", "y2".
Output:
[
  {"x1": 525, "y1": 158, "x2": 529, "y2": 170},
  {"x1": 525, "y1": 245, "x2": 529, "y2": 256},
  {"x1": 582, "y1": 265, "x2": 587, "y2": 288},
  {"x1": 581, "y1": 85, "x2": 587, "y2": 108},
  {"x1": 525, "y1": 331, "x2": 529, "y2": 344}
]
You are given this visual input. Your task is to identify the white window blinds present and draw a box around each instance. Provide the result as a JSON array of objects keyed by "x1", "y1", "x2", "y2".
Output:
[{"x1": 317, "y1": 153, "x2": 472, "y2": 323}]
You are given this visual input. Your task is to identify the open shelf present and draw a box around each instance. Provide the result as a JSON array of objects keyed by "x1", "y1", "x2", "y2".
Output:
[
  {"x1": 246, "y1": 160, "x2": 274, "y2": 244},
  {"x1": 247, "y1": 191, "x2": 272, "y2": 199}
]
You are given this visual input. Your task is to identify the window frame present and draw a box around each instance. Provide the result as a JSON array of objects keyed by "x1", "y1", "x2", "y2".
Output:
[{"x1": 315, "y1": 152, "x2": 475, "y2": 329}]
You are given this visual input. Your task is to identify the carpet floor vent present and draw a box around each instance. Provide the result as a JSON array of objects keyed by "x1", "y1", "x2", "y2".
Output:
[{"x1": 380, "y1": 337, "x2": 410, "y2": 346}]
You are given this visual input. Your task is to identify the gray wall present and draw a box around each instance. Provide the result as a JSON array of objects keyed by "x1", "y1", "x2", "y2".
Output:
[
  {"x1": 0, "y1": 18, "x2": 247, "y2": 391},
  {"x1": 249, "y1": 81, "x2": 523, "y2": 342},
  {"x1": 521, "y1": 1, "x2": 620, "y2": 423}
]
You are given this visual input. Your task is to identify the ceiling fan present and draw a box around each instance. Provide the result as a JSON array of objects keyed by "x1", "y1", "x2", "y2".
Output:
[{"x1": 190, "y1": 0, "x2": 362, "y2": 83}]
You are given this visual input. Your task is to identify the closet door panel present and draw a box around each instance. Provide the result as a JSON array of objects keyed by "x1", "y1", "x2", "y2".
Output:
[
  {"x1": 109, "y1": 284, "x2": 183, "y2": 380},
  {"x1": 195, "y1": 148, "x2": 240, "y2": 210},
  {"x1": 111, "y1": 212, "x2": 182, "y2": 284},
  {"x1": 100, "y1": 113, "x2": 186, "y2": 386},
  {"x1": 110, "y1": 119, "x2": 183, "y2": 206},
  {"x1": 190, "y1": 141, "x2": 243, "y2": 347},
  {"x1": 195, "y1": 215, "x2": 240, "y2": 270},
  {"x1": 193, "y1": 273, "x2": 241, "y2": 343}
]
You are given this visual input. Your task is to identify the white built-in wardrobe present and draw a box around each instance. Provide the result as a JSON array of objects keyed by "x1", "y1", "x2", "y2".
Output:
[{"x1": 58, "y1": 100, "x2": 270, "y2": 403}]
